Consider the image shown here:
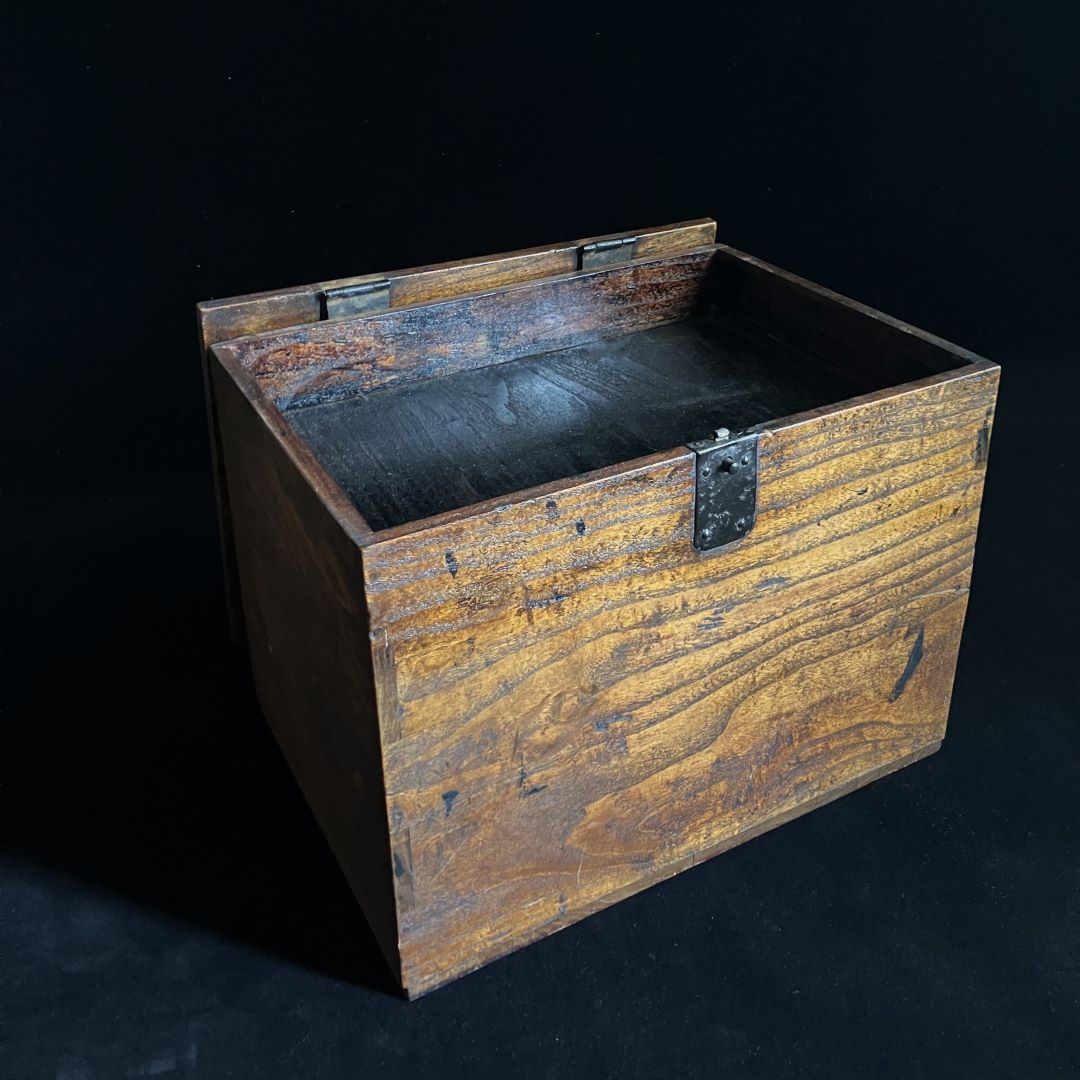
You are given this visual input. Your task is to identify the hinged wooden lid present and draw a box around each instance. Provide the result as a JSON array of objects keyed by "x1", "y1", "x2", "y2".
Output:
[{"x1": 196, "y1": 218, "x2": 716, "y2": 353}]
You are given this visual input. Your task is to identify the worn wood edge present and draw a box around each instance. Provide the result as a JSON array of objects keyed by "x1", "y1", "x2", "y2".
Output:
[
  {"x1": 402, "y1": 739, "x2": 943, "y2": 998},
  {"x1": 196, "y1": 311, "x2": 247, "y2": 645},
  {"x1": 362, "y1": 447, "x2": 695, "y2": 547},
  {"x1": 714, "y1": 244, "x2": 996, "y2": 370},
  {"x1": 196, "y1": 219, "x2": 717, "y2": 349},
  {"x1": 758, "y1": 360, "x2": 1001, "y2": 439},
  {"x1": 197, "y1": 225, "x2": 983, "y2": 640},
  {"x1": 214, "y1": 243, "x2": 722, "y2": 354},
  {"x1": 210, "y1": 344, "x2": 375, "y2": 544},
  {"x1": 358, "y1": 362, "x2": 999, "y2": 549}
]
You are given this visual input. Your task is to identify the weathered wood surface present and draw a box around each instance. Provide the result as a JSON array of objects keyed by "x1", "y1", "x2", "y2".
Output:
[
  {"x1": 201, "y1": 223, "x2": 999, "y2": 997},
  {"x1": 362, "y1": 362, "x2": 998, "y2": 996},
  {"x1": 196, "y1": 219, "x2": 717, "y2": 350},
  {"x1": 223, "y1": 249, "x2": 718, "y2": 408}
]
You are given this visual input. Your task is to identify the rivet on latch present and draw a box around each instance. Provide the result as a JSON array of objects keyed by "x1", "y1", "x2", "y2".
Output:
[{"x1": 688, "y1": 428, "x2": 760, "y2": 551}]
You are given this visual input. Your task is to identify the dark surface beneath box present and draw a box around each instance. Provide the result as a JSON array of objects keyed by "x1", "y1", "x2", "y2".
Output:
[{"x1": 285, "y1": 313, "x2": 861, "y2": 530}]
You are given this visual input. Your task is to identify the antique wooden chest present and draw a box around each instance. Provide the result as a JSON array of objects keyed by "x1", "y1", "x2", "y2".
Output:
[{"x1": 198, "y1": 219, "x2": 998, "y2": 997}]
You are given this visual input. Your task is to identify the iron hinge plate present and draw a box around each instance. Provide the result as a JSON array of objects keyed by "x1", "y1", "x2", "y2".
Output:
[
  {"x1": 688, "y1": 429, "x2": 760, "y2": 551},
  {"x1": 321, "y1": 278, "x2": 391, "y2": 319},
  {"x1": 579, "y1": 235, "x2": 639, "y2": 270}
]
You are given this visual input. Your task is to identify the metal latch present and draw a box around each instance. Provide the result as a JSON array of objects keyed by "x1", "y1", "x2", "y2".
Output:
[
  {"x1": 579, "y1": 235, "x2": 639, "y2": 270},
  {"x1": 688, "y1": 428, "x2": 760, "y2": 551},
  {"x1": 320, "y1": 278, "x2": 391, "y2": 319}
]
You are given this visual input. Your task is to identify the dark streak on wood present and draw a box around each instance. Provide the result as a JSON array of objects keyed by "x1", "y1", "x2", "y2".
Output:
[{"x1": 889, "y1": 626, "x2": 926, "y2": 702}]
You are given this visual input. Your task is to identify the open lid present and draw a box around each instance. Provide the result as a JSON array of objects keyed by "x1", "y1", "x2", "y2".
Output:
[{"x1": 196, "y1": 219, "x2": 716, "y2": 352}]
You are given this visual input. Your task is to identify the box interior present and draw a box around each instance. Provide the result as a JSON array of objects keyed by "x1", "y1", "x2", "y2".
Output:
[{"x1": 225, "y1": 246, "x2": 975, "y2": 531}]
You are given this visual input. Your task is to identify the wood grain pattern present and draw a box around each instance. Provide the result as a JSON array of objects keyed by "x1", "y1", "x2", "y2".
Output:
[
  {"x1": 196, "y1": 219, "x2": 716, "y2": 349},
  {"x1": 361, "y1": 363, "x2": 998, "y2": 996},
  {"x1": 224, "y1": 249, "x2": 718, "y2": 408}
]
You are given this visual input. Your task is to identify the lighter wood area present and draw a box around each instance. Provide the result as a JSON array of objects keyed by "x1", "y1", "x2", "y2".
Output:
[{"x1": 363, "y1": 366, "x2": 997, "y2": 995}]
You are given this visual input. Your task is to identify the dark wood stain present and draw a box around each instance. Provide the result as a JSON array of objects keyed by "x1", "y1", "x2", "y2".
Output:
[
  {"x1": 889, "y1": 626, "x2": 927, "y2": 702},
  {"x1": 209, "y1": 352, "x2": 399, "y2": 984},
  {"x1": 197, "y1": 221, "x2": 716, "y2": 645},
  {"x1": 284, "y1": 314, "x2": 862, "y2": 529}
]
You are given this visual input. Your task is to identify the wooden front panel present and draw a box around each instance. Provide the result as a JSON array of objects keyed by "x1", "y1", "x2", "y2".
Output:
[{"x1": 362, "y1": 363, "x2": 998, "y2": 996}]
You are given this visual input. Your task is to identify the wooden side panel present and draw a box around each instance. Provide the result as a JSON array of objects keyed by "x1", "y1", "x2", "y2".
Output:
[
  {"x1": 210, "y1": 356, "x2": 399, "y2": 981},
  {"x1": 198, "y1": 317, "x2": 246, "y2": 644},
  {"x1": 227, "y1": 250, "x2": 717, "y2": 408},
  {"x1": 710, "y1": 244, "x2": 987, "y2": 385},
  {"x1": 362, "y1": 364, "x2": 999, "y2": 996}
]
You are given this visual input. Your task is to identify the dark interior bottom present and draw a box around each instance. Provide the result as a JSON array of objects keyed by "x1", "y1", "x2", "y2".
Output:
[{"x1": 285, "y1": 314, "x2": 863, "y2": 530}]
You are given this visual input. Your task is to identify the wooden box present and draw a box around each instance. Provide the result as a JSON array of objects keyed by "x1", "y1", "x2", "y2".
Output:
[{"x1": 198, "y1": 219, "x2": 998, "y2": 997}]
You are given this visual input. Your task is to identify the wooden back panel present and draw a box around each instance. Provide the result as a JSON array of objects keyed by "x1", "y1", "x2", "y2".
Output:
[
  {"x1": 219, "y1": 249, "x2": 717, "y2": 408},
  {"x1": 196, "y1": 219, "x2": 717, "y2": 352}
]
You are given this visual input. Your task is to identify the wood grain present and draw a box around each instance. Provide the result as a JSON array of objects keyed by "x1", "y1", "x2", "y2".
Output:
[
  {"x1": 285, "y1": 314, "x2": 863, "y2": 529},
  {"x1": 197, "y1": 220, "x2": 714, "y2": 645},
  {"x1": 224, "y1": 249, "x2": 718, "y2": 408},
  {"x1": 195, "y1": 219, "x2": 716, "y2": 349},
  {"x1": 361, "y1": 363, "x2": 998, "y2": 996}
]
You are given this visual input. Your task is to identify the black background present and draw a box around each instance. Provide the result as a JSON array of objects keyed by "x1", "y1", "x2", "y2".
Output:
[{"x1": 7, "y1": 3, "x2": 1079, "y2": 1077}]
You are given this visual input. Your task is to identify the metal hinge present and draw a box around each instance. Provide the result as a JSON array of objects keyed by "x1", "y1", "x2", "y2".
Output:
[
  {"x1": 320, "y1": 278, "x2": 391, "y2": 320},
  {"x1": 579, "y1": 235, "x2": 639, "y2": 270},
  {"x1": 688, "y1": 428, "x2": 760, "y2": 551}
]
